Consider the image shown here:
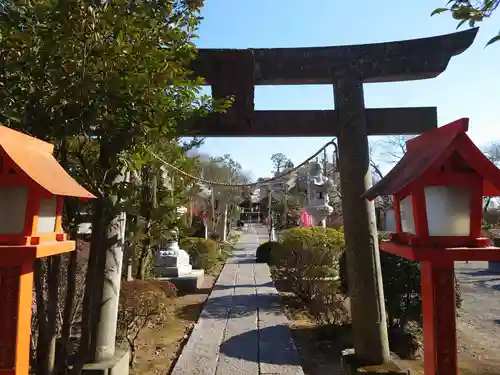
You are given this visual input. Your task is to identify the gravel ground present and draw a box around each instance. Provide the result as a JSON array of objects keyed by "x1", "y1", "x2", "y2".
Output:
[{"x1": 455, "y1": 261, "x2": 500, "y2": 362}]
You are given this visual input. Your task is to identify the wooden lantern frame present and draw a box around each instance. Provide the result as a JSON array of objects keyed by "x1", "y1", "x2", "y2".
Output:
[
  {"x1": 0, "y1": 126, "x2": 95, "y2": 375},
  {"x1": 365, "y1": 117, "x2": 500, "y2": 261},
  {"x1": 390, "y1": 144, "x2": 487, "y2": 249},
  {"x1": 364, "y1": 118, "x2": 500, "y2": 375},
  {"x1": 0, "y1": 147, "x2": 67, "y2": 246}
]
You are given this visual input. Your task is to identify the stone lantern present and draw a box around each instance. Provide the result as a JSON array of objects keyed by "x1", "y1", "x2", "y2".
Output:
[
  {"x1": 155, "y1": 205, "x2": 204, "y2": 292},
  {"x1": 155, "y1": 206, "x2": 191, "y2": 277},
  {"x1": 305, "y1": 162, "x2": 334, "y2": 227}
]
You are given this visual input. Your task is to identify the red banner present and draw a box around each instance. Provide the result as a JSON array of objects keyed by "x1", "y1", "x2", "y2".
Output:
[{"x1": 299, "y1": 208, "x2": 313, "y2": 227}]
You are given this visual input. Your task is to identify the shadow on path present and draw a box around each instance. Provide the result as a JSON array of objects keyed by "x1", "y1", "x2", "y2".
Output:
[
  {"x1": 211, "y1": 282, "x2": 274, "y2": 290},
  {"x1": 462, "y1": 269, "x2": 500, "y2": 277},
  {"x1": 220, "y1": 326, "x2": 301, "y2": 366},
  {"x1": 176, "y1": 294, "x2": 284, "y2": 320}
]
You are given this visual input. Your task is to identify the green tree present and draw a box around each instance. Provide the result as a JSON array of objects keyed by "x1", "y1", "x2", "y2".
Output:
[
  {"x1": 198, "y1": 153, "x2": 249, "y2": 235},
  {"x1": 271, "y1": 153, "x2": 293, "y2": 175},
  {"x1": 0, "y1": 0, "x2": 225, "y2": 372},
  {"x1": 271, "y1": 193, "x2": 301, "y2": 229},
  {"x1": 432, "y1": 1, "x2": 500, "y2": 45},
  {"x1": 127, "y1": 139, "x2": 199, "y2": 280}
]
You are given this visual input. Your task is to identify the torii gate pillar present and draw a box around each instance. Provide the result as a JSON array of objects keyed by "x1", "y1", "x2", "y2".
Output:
[{"x1": 335, "y1": 77, "x2": 390, "y2": 362}]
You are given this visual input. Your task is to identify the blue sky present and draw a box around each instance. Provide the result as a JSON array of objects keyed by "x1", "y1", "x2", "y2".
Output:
[{"x1": 193, "y1": 0, "x2": 500, "y2": 180}]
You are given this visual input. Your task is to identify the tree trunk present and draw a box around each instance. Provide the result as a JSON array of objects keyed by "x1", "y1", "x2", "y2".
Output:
[
  {"x1": 34, "y1": 259, "x2": 49, "y2": 375},
  {"x1": 136, "y1": 246, "x2": 150, "y2": 281},
  {"x1": 56, "y1": 251, "x2": 78, "y2": 375},
  {"x1": 71, "y1": 198, "x2": 108, "y2": 375},
  {"x1": 46, "y1": 255, "x2": 61, "y2": 375},
  {"x1": 56, "y1": 196, "x2": 80, "y2": 374},
  {"x1": 70, "y1": 143, "x2": 123, "y2": 374},
  {"x1": 484, "y1": 197, "x2": 492, "y2": 213},
  {"x1": 128, "y1": 339, "x2": 136, "y2": 368},
  {"x1": 136, "y1": 164, "x2": 156, "y2": 280},
  {"x1": 47, "y1": 336, "x2": 57, "y2": 375},
  {"x1": 93, "y1": 204, "x2": 127, "y2": 362}
]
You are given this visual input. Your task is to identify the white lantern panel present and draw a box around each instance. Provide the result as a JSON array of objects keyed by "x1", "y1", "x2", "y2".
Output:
[
  {"x1": 37, "y1": 197, "x2": 57, "y2": 234},
  {"x1": 424, "y1": 186, "x2": 471, "y2": 237},
  {"x1": 0, "y1": 186, "x2": 28, "y2": 234},
  {"x1": 400, "y1": 195, "x2": 416, "y2": 234},
  {"x1": 384, "y1": 208, "x2": 397, "y2": 232}
]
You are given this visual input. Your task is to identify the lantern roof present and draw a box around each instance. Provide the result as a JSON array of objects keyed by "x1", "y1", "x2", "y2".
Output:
[
  {"x1": 0, "y1": 126, "x2": 95, "y2": 199},
  {"x1": 364, "y1": 118, "x2": 500, "y2": 200}
]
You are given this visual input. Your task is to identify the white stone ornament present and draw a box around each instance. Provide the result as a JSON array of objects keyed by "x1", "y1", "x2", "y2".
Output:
[
  {"x1": 155, "y1": 241, "x2": 193, "y2": 277},
  {"x1": 305, "y1": 162, "x2": 334, "y2": 227},
  {"x1": 176, "y1": 206, "x2": 187, "y2": 218}
]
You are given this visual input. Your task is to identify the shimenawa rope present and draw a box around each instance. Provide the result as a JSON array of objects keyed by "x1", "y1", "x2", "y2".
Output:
[{"x1": 150, "y1": 139, "x2": 336, "y2": 188}]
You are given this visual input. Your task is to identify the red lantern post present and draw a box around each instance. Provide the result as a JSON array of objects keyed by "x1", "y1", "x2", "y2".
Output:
[
  {"x1": 0, "y1": 126, "x2": 95, "y2": 375},
  {"x1": 364, "y1": 118, "x2": 500, "y2": 375}
]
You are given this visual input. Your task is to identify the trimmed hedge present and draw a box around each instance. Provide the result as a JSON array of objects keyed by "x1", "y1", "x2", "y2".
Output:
[
  {"x1": 255, "y1": 241, "x2": 282, "y2": 264},
  {"x1": 179, "y1": 237, "x2": 219, "y2": 273},
  {"x1": 272, "y1": 227, "x2": 345, "y2": 303}
]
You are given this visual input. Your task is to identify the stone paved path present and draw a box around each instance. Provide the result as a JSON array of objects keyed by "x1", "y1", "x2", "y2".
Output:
[{"x1": 171, "y1": 224, "x2": 304, "y2": 375}]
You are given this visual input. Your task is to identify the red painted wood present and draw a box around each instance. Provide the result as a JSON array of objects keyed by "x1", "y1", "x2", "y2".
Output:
[
  {"x1": 393, "y1": 197, "x2": 402, "y2": 233},
  {"x1": 412, "y1": 189, "x2": 429, "y2": 237},
  {"x1": 421, "y1": 261, "x2": 458, "y2": 375},
  {"x1": 380, "y1": 241, "x2": 500, "y2": 261},
  {"x1": 0, "y1": 267, "x2": 20, "y2": 370},
  {"x1": 470, "y1": 179, "x2": 483, "y2": 239},
  {"x1": 388, "y1": 231, "x2": 491, "y2": 248},
  {"x1": 420, "y1": 262, "x2": 436, "y2": 375},
  {"x1": 365, "y1": 117, "x2": 500, "y2": 199},
  {"x1": 434, "y1": 265, "x2": 458, "y2": 375},
  {"x1": 366, "y1": 118, "x2": 500, "y2": 375}
]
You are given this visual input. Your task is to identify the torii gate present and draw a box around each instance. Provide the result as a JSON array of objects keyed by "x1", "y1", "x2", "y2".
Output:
[{"x1": 179, "y1": 28, "x2": 478, "y2": 367}]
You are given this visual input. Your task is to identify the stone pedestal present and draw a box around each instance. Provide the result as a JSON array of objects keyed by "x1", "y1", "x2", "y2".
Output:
[
  {"x1": 488, "y1": 238, "x2": 500, "y2": 272},
  {"x1": 307, "y1": 205, "x2": 333, "y2": 227},
  {"x1": 82, "y1": 350, "x2": 130, "y2": 375},
  {"x1": 154, "y1": 240, "x2": 204, "y2": 293},
  {"x1": 157, "y1": 270, "x2": 205, "y2": 294},
  {"x1": 340, "y1": 349, "x2": 408, "y2": 375},
  {"x1": 155, "y1": 241, "x2": 192, "y2": 277}
]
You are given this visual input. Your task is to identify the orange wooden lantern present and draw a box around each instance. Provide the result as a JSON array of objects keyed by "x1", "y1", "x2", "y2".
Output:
[
  {"x1": 0, "y1": 126, "x2": 95, "y2": 375},
  {"x1": 364, "y1": 118, "x2": 500, "y2": 375}
]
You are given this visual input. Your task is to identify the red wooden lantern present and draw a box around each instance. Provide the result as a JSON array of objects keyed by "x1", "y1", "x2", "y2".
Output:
[
  {"x1": 364, "y1": 118, "x2": 500, "y2": 375},
  {"x1": 0, "y1": 126, "x2": 95, "y2": 375}
]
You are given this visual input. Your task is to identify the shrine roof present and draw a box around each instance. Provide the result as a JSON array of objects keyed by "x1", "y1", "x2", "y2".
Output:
[
  {"x1": 364, "y1": 118, "x2": 500, "y2": 200},
  {"x1": 0, "y1": 126, "x2": 95, "y2": 199}
]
